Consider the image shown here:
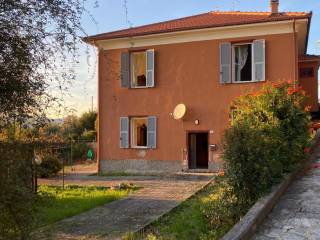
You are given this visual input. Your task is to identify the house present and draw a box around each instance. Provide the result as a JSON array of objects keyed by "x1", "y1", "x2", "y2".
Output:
[{"x1": 84, "y1": 0, "x2": 320, "y2": 174}]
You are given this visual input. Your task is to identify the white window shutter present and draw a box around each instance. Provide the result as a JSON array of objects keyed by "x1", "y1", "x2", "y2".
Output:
[
  {"x1": 120, "y1": 52, "x2": 130, "y2": 88},
  {"x1": 219, "y1": 42, "x2": 232, "y2": 84},
  {"x1": 120, "y1": 117, "x2": 129, "y2": 148},
  {"x1": 147, "y1": 116, "x2": 157, "y2": 149},
  {"x1": 253, "y1": 40, "x2": 265, "y2": 81},
  {"x1": 146, "y1": 49, "x2": 155, "y2": 87}
]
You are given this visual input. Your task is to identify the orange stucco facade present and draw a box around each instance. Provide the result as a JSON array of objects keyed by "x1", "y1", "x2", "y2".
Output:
[
  {"x1": 299, "y1": 60, "x2": 320, "y2": 112},
  {"x1": 96, "y1": 31, "x2": 318, "y2": 173}
]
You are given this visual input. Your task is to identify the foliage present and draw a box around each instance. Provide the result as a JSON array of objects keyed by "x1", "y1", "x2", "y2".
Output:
[
  {"x1": 60, "y1": 115, "x2": 83, "y2": 140},
  {"x1": 81, "y1": 129, "x2": 97, "y2": 141},
  {"x1": 37, "y1": 151, "x2": 62, "y2": 178},
  {"x1": 78, "y1": 111, "x2": 97, "y2": 132},
  {"x1": 223, "y1": 81, "x2": 311, "y2": 206},
  {"x1": 0, "y1": 0, "x2": 92, "y2": 129},
  {"x1": 1, "y1": 111, "x2": 98, "y2": 143},
  {"x1": 35, "y1": 185, "x2": 131, "y2": 227},
  {"x1": 72, "y1": 142, "x2": 90, "y2": 160},
  {"x1": 0, "y1": 143, "x2": 36, "y2": 240}
]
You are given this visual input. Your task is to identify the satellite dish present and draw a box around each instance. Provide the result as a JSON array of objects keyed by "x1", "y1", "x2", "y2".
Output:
[{"x1": 173, "y1": 104, "x2": 187, "y2": 120}]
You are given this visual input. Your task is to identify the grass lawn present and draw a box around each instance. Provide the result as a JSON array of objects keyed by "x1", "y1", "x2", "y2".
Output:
[
  {"x1": 126, "y1": 177, "x2": 240, "y2": 240},
  {"x1": 36, "y1": 185, "x2": 133, "y2": 227}
]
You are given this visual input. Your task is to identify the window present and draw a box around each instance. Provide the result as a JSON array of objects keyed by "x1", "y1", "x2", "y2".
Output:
[
  {"x1": 219, "y1": 40, "x2": 265, "y2": 84},
  {"x1": 131, "y1": 117, "x2": 148, "y2": 148},
  {"x1": 120, "y1": 49, "x2": 154, "y2": 88},
  {"x1": 233, "y1": 43, "x2": 253, "y2": 82},
  {"x1": 131, "y1": 52, "x2": 147, "y2": 87},
  {"x1": 299, "y1": 67, "x2": 314, "y2": 78},
  {"x1": 120, "y1": 116, "x2": 157, "y2": 149}
]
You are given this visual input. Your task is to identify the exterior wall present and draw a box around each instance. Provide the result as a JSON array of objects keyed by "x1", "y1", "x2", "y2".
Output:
[
  {"x1": 299, "y1": 61, "x2": 320, "y2": 112},
  {"x1": 98, "y1": 32, "x2": 296, "y2": 173}
]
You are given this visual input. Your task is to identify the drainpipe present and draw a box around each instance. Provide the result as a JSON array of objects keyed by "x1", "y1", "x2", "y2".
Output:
[
  {"x1": 97, "y1": 48, "x2": 101, "y2": 174},
  {"x1": 293, "y1": 19, "x2": 298, "y2": 87}
]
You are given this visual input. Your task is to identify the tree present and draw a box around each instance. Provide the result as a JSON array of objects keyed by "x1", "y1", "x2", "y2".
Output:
[
  {"x1": 0, "y1": 0, "x2": 91, "y2": 130},
  {"x1": 78, "y1": 111, "x2": 97, "y2": 132},
  {"x1": 0, "y1": 1, "x2": 96, "y2": 239}
]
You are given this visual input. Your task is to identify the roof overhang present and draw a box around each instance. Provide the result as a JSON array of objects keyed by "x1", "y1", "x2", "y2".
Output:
[
  {"x1": 299, "y1": 55, "x2": 320, "y2": 64},
  {"x1": 85, "y1": 19, "x2": 310, "y2": 52}
]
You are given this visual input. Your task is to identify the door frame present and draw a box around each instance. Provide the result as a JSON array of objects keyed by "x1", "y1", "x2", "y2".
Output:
[{"x1": 186, "y1": 130, "x2": 209, "y2": 169}]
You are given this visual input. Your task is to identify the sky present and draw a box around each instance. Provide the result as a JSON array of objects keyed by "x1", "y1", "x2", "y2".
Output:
[{"x1": 63, "y1": 0, "x2": 320, "y2": 118}]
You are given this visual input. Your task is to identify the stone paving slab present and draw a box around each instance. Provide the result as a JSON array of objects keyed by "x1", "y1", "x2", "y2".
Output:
[
  {"x1": 34, "y1": 174, "x2": 214, "y2": 240},
  {"x1": 252, "y1": 168, "x2": 320, "y2": 240}
]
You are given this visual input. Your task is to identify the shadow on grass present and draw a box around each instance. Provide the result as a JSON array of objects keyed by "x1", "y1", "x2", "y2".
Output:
[{"x1": 36, "y1": 185, "x2": 133, "y2": 227}]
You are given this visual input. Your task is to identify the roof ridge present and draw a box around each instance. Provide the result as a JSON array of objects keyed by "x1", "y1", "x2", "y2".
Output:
[{"x1": 209, "y1": 10, "x2": 311, "y2": 15}]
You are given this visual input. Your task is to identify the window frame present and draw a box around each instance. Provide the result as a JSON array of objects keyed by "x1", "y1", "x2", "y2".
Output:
[
  {"x1": 129, "y1": 50, "x2": 148, "y2": 89},
  {"x1": 130, "y1": 116, "x2": 149, "y2": 149},
  {"x1": 231, "y1": 42, "x2": 257, "y2": 84}
]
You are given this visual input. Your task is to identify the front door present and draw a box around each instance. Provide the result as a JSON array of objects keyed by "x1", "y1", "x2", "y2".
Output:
[{"x1": 188, "y1": 132, "x2": 208, "y2": 169}]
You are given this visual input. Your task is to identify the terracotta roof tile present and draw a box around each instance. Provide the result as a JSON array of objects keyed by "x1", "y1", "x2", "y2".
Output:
[{"x1": 84, "y1": 11, "x2": 311, "y2": 42}]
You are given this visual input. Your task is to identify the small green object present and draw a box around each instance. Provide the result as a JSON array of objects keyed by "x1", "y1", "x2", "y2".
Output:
[{"x1": 87, "y1": 149, "x2": 94, "y2": 160}]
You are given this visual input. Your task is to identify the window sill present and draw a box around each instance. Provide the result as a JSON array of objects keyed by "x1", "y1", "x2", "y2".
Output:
[
  {"x1": 131, "y1": 146, "x2": 149, "y2": 149},
  {"x1": 130, "y1": 86, "x2": 148, "y2": 89},
  {"x1": 232, "y1": 80, "x2": 265, "y2": 84}
]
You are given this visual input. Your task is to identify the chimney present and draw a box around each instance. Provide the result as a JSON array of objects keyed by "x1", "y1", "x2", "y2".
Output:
[{"x1": 270, "y1": 0, "x2": 279, "y2": 14}]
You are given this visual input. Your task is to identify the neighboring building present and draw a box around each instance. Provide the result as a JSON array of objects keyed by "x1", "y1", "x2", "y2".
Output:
[{"x1": 84, "y1": 0, "x2": 320, "y2": 173}]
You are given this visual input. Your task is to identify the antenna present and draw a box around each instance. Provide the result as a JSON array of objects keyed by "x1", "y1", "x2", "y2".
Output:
[
  {"x1": 122, "y1": 0, "x2": 133, "y2": 28},
  {"x1": 232, "y1": 0, "x2": 240, "y2": 11}
]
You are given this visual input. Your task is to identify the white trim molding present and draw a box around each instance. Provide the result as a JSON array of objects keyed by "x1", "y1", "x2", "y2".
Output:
[{"x1": 93, "y1": 19, "x2": 308, "y2": 51}]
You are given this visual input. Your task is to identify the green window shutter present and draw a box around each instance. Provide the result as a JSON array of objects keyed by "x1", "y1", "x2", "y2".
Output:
[
  {"x1": 219, "y1": 42, "x2": 232, "y2": 84},
  {"x1": 120, "y1": 52, "x2": 130, "y2": 88},
  {"x1": 253, "y1": 39, "x2": 266, "y2": 81},
  {"x1": 147, "y1": 116, "x2": 157, "y2": 149},
  {"x1": 120, "y1": 117, "x2": 129, "y2": 148},
  {"x1": 146, "y1": 49, "x2": 155, "y2": 87}
]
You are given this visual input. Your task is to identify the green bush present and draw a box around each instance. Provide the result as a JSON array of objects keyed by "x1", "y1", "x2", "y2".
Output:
[
  {"x1": 72, "y1": 142, "x2": 89, "y2": 160},
  {"x1": 0, "y1": 143, "x2": 36, "y2": 240},
  {"x1": 37, "y1": 151, "x2": 62, "y2": 178},
  {"x1": 223, "y1": 81, "x2": 311, "y2": 206}
]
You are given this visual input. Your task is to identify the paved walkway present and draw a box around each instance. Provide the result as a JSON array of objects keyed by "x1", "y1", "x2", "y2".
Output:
[
  {"x1": 35, "y1": 173, "x2": 214, "y2": 240},
  {"x1": 253, "y1": 150, "x2": 320, "y2": 239}
]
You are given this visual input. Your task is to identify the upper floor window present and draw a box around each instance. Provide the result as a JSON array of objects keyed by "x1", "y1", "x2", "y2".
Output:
[
  {"x1": 131, "y1": 51, "x2": 147, "y2": 88},
  {"x1": 233, "y1": 43, "x2": 252, "y2": 82},
  {"x1": 120, "y1": 49, "x2": 155, "y2": 88},
  {"x1": 220, "y1": 40, "x2": 265, "y2": 84}
]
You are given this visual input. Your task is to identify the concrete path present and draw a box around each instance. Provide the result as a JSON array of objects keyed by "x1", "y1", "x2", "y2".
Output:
[
  {"x1": 35, "y1": 173, "x2": 214, "y2": 240},
  {"x1": 253, "y1": 154, "x2": 320, "y2": 239}
]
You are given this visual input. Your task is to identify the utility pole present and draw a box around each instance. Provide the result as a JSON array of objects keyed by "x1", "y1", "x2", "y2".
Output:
[{"x1": 91, "y1": 96, "x2": 93, "y2": 112}]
